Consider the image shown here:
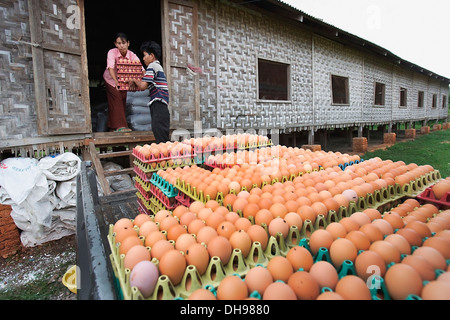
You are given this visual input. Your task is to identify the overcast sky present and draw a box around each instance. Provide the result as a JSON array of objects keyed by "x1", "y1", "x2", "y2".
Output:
[{"x1": 282, "y1": 0, "x2": 450, "y2": 80}]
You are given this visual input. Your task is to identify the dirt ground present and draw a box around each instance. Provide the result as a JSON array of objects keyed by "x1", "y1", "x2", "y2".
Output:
[{"x1": 0, "y1": 234, "x2": 77, "y2": 300}]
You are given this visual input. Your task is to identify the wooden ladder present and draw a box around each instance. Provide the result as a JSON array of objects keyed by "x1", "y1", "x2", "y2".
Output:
[{"x1": 83, "y1": 132, "x2": 156, "y2": 196}]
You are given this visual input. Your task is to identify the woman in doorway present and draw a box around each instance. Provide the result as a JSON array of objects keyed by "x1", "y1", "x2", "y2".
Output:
[{"x1": 103, "y1": 32, "x2": 141, "y2": 132}]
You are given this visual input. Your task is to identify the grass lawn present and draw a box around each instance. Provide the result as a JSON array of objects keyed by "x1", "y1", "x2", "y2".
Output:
[{"x1": 362, "y1": 129, "x2": 450, "y2": 178}]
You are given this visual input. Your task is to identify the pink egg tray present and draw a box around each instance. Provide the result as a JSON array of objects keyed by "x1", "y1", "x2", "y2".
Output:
[{"x1": 416, "y1": 187, "x2": 450, "y2": 209}]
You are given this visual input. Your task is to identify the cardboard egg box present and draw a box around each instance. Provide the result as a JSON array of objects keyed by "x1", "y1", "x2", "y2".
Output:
[{"x1": 116, "y1": 58, "x2": 144, "y2": 91}]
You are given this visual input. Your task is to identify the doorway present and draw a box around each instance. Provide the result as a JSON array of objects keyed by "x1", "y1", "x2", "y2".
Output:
[{"x1": 84, "y1": 1, "x2": 162, "y2": 132}]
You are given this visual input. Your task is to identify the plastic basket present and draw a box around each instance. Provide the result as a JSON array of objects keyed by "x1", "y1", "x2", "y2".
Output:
[{"x1": 62, "y1": 265, "x2": 78, "y2": 294}]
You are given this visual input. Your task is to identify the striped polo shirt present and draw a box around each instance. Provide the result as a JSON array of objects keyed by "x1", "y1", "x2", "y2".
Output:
[{"x1": 142, "y1": 60, "x2": 169, "y2": 106}]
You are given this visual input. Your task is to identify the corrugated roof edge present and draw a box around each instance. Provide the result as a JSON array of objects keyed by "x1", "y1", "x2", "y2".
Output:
[{"x1": 261, "y1": 0, "x2": 450, "y2": 84}]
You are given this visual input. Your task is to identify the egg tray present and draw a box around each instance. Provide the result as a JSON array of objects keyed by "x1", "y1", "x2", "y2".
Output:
[
  {"x1": 338, "y1": 158, "x2": 365, "y2": 171},
  {"x1": 132, "y1": 148, "x2": 193, "y2": 164},
  {"x1": 136, "y1": 192, "x2": 169, "y2": 215},
  {"x1": 108, "y1": 223, "x2": 303, "y2": 300},
  {"x1": 135, "y1": 173, "x2": 179, "y2": 200},
  {"x1": 174, "y1": 177, "x2": 225, "y2": 206},
  {"x1": 416, "y1": 186, "x2": 450, "y2": 210},
  {"x1": 133, "y1": 157, "x2": 195, "y2": 174},
  {"x1": 134, "y1": 180, "x2": 179, "y2": 210}
]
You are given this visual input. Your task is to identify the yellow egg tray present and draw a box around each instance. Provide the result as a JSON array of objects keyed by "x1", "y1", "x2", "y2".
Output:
[
  {"x1": 107, "y1": 222, "x2": 311, "y2": 300},
  {"x1": 133, "y1": 157, "x2": 195, "y2": 175}
]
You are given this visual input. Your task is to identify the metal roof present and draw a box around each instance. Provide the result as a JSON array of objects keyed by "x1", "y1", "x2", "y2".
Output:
[{"x1": 231, "y1": 0, "x2": 450, "y2": 83}]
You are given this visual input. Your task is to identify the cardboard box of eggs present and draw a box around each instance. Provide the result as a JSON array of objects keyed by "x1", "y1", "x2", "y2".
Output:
[{"x1": 116, "y1": 58, "x2": 144, "y2": 91}]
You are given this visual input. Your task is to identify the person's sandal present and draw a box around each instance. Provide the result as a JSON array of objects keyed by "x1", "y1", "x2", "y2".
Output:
[{"x1": 114, "y1": 127, "x2": 132, "y2": 132}]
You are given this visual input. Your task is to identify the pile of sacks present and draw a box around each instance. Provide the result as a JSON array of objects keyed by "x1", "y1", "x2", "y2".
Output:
[
  {"x1": 126, "y1": 89, "x2": 152, "y2": 131},
  {"x1": 0, "y1": 153, "x2": 81, "y2": 247}
]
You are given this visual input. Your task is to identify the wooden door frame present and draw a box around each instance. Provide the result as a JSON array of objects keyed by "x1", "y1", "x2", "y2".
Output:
[
  {"x1": 162, "y1": 0, "x2": 200, "y2": 127},
  {"x1": 28, "y1": 0, "x2": 91, "y2": 136}
]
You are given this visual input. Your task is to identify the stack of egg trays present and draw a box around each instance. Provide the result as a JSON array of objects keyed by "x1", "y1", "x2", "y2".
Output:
[
  {"x1": 134, "y1": 174, "x2": 179, "y2": 210},
  {"x1": 133, "y1": 157, "x2": 195, "y2": 177},
  {"x1": 136, "y1": 191, "x2": 167, "y2": 215}
]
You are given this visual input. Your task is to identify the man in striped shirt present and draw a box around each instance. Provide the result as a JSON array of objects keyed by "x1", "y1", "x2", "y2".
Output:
[{"x1": 129, "y1": 41, "x2": 170, "y2": 143}]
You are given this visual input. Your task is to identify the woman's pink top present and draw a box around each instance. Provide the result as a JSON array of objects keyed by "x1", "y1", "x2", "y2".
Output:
[{"x1": 103, "y1": 48, "x2": 141, "y2": 87}]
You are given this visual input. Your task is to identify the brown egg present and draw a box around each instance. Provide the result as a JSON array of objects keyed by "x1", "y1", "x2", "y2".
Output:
[
  {"x1": 196, "y1": 226, "x2": 218, "y2": 245},
  {"x1": 437, "y1": 271, "x2": 450, "y2": 283},
  {"x1": 329, "y1": 238, "x2": 358, "y2": 269},
  {"x1": 395, "y1": 228, "x2": 423, "y2": 247},
  {"x1": 207, "y1": 235, "x2": 233, "y2": 265},
  {"x1": 309, "y1": 260, "x2": 340, "y2": 290},
  {"x1": 263, "y1": 281, "x2": 297, "y2": 300},
  {"x1": 138, "y1": 221, "x2": 159, "y2": 238},
  {"x1": 187, "y1": 219, "x2": 206, "y2": 235},
  {"x1": 154, "y1": 210, "x2": 172, "y2": 224},
  {"x1": 286, "y1": 246, "x2": 314, "y2": 272},
  {"x1": 115, "y1": 226, "x2": 139, "y2": 244},
  {"x1": 345, "y1": 230, "x2": 371, "y2": 251},
  {"x1": 284, "y1": 212, "x2": 303, "y2": 230},
  {"x1": 185, "y1": 243, "x2": 210, "y2": 275},
  {"x1": 267, "y1": 256, "x2": 294, "y2": 283},
  {"x1": 234, "y1": 217, "x2": 252, "y2": 231},
  {"x1": 413, "y1": 246, "x2": 447, "y2": 270},
  {"x1": 124, "y1": 245, "x2": 151, "y2": 270},
  {"x1": 350, "y1": 211, "x2": 372, "y2": 227},
  {"x1": 217, "y1": 221, "x2": 237, "y2": 239},
  {"x1": 113, "y1": 218, "x2": 134, "y2": 234},
  {"x1": 354, "y1": 250, "x2": 386, "y2": 281},
  {"x1": 133, "y1": 213, "x2": 153, "y2": 228},
  {"x1": 384, "y1": 233, "x2": 411, "y2": 255},
  {"x1": 288, "y1": 271, "x2": 320, "y2": 300},
  {"x1": 205, "y1": 211, "x2": 226, "y2": 230},
  {"x1": 422, "y1": 236, "x2": 450, "y2": 259},
  {"x1": 335, "y1": 275, "x2": 372, "y2": 300},
  {"x1": 404, "y1": 220, "x2": 432, "y2": 239},
  {"x1": 434, "y1": 229, "x2": 450, "y2": 242},
  {"x1": 150, "y1": 239, "x2": 175, "y2": 261},
  {"x1": 172, "y1": 205, "x2": 189, "y2": 220},
  {"x1": 359, "y1": 224, "x2": 384, "y2": 243},
  {"x1": 175, "y1": 233, "x2": 197, "y2": 253},
  {"x1": 268, "y1": 217, "x2": 290, "y2": 238},
  {"x1": 326, "y1": 222, "x2": 348, "y2": 240},
  {"x1": 316, "y1": 291, "x2": 344, "y2": 300},
  {"x1": 369, "y1": 240, "x2": 401, "y2": 265},
  {"x1": 363, "y1": 208, "x2": 382, "y2": 221},
  {"x1": 309, "y1": 229, "x2": 334, "y2": 256},
  {"x1": 382, "y1": 212, "x2": 405, "y2": 230},
  {"x1": 167, "y1": 224, "x2": 188, "y2": 242},
  {"x1": 339, "y1": 217, "x2": 360, "y2": 233},
  {"x1": 159, "y1": 250, "x2": 187, "y2": 286},
  {"x1": 144, "y1": 230, "x2": 166, "y2": 247},
  {"x1": 384, "y1": 263, "x2": 423, "y2": 300},
  {"x1": 179, "y1": 211, "x2": 197, "y2": 227},
  {"x1": 244, "y1": 266, "x2": 273, "y2": 296},
  {"x1": 229, "y1": 230, "x2": 252, "y2": 257},
  {"x1": 401, "y1": 255, "x2": 436, "y2": 281},
  {"x1": 217, "y1": 275, "x2": 248, "y2": 300},
  {"x1": 246, "y1": 224, "x2": 268, "y2": 251},
  {"x1": 421, "y1": 280, "x2": 450, "y2": 300},
  {"x1": 371, "y1": 219, "x2": 394, "y2": 236},
  {"x1": 188, "y1": 288, "x2": 217, "y2": 300},
  {"x1": 119, "y1": 236, "x2": 144, "y2": 255}
]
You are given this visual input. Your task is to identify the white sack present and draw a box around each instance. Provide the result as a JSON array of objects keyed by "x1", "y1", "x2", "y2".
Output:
[
  {"x1": 38, "y1": 152, "x2": 81, "y2": 182},
  {"x1": 55, "y1": 178, "x2": 77, "y2": 208},
  {"x1": 0, "y1": 157, "x2": 48, "y2": 205}
]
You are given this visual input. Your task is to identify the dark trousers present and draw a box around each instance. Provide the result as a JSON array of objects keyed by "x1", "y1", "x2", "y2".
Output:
[{"x1": 150, "y1": 100, "x2": 170, "y2": 143}]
